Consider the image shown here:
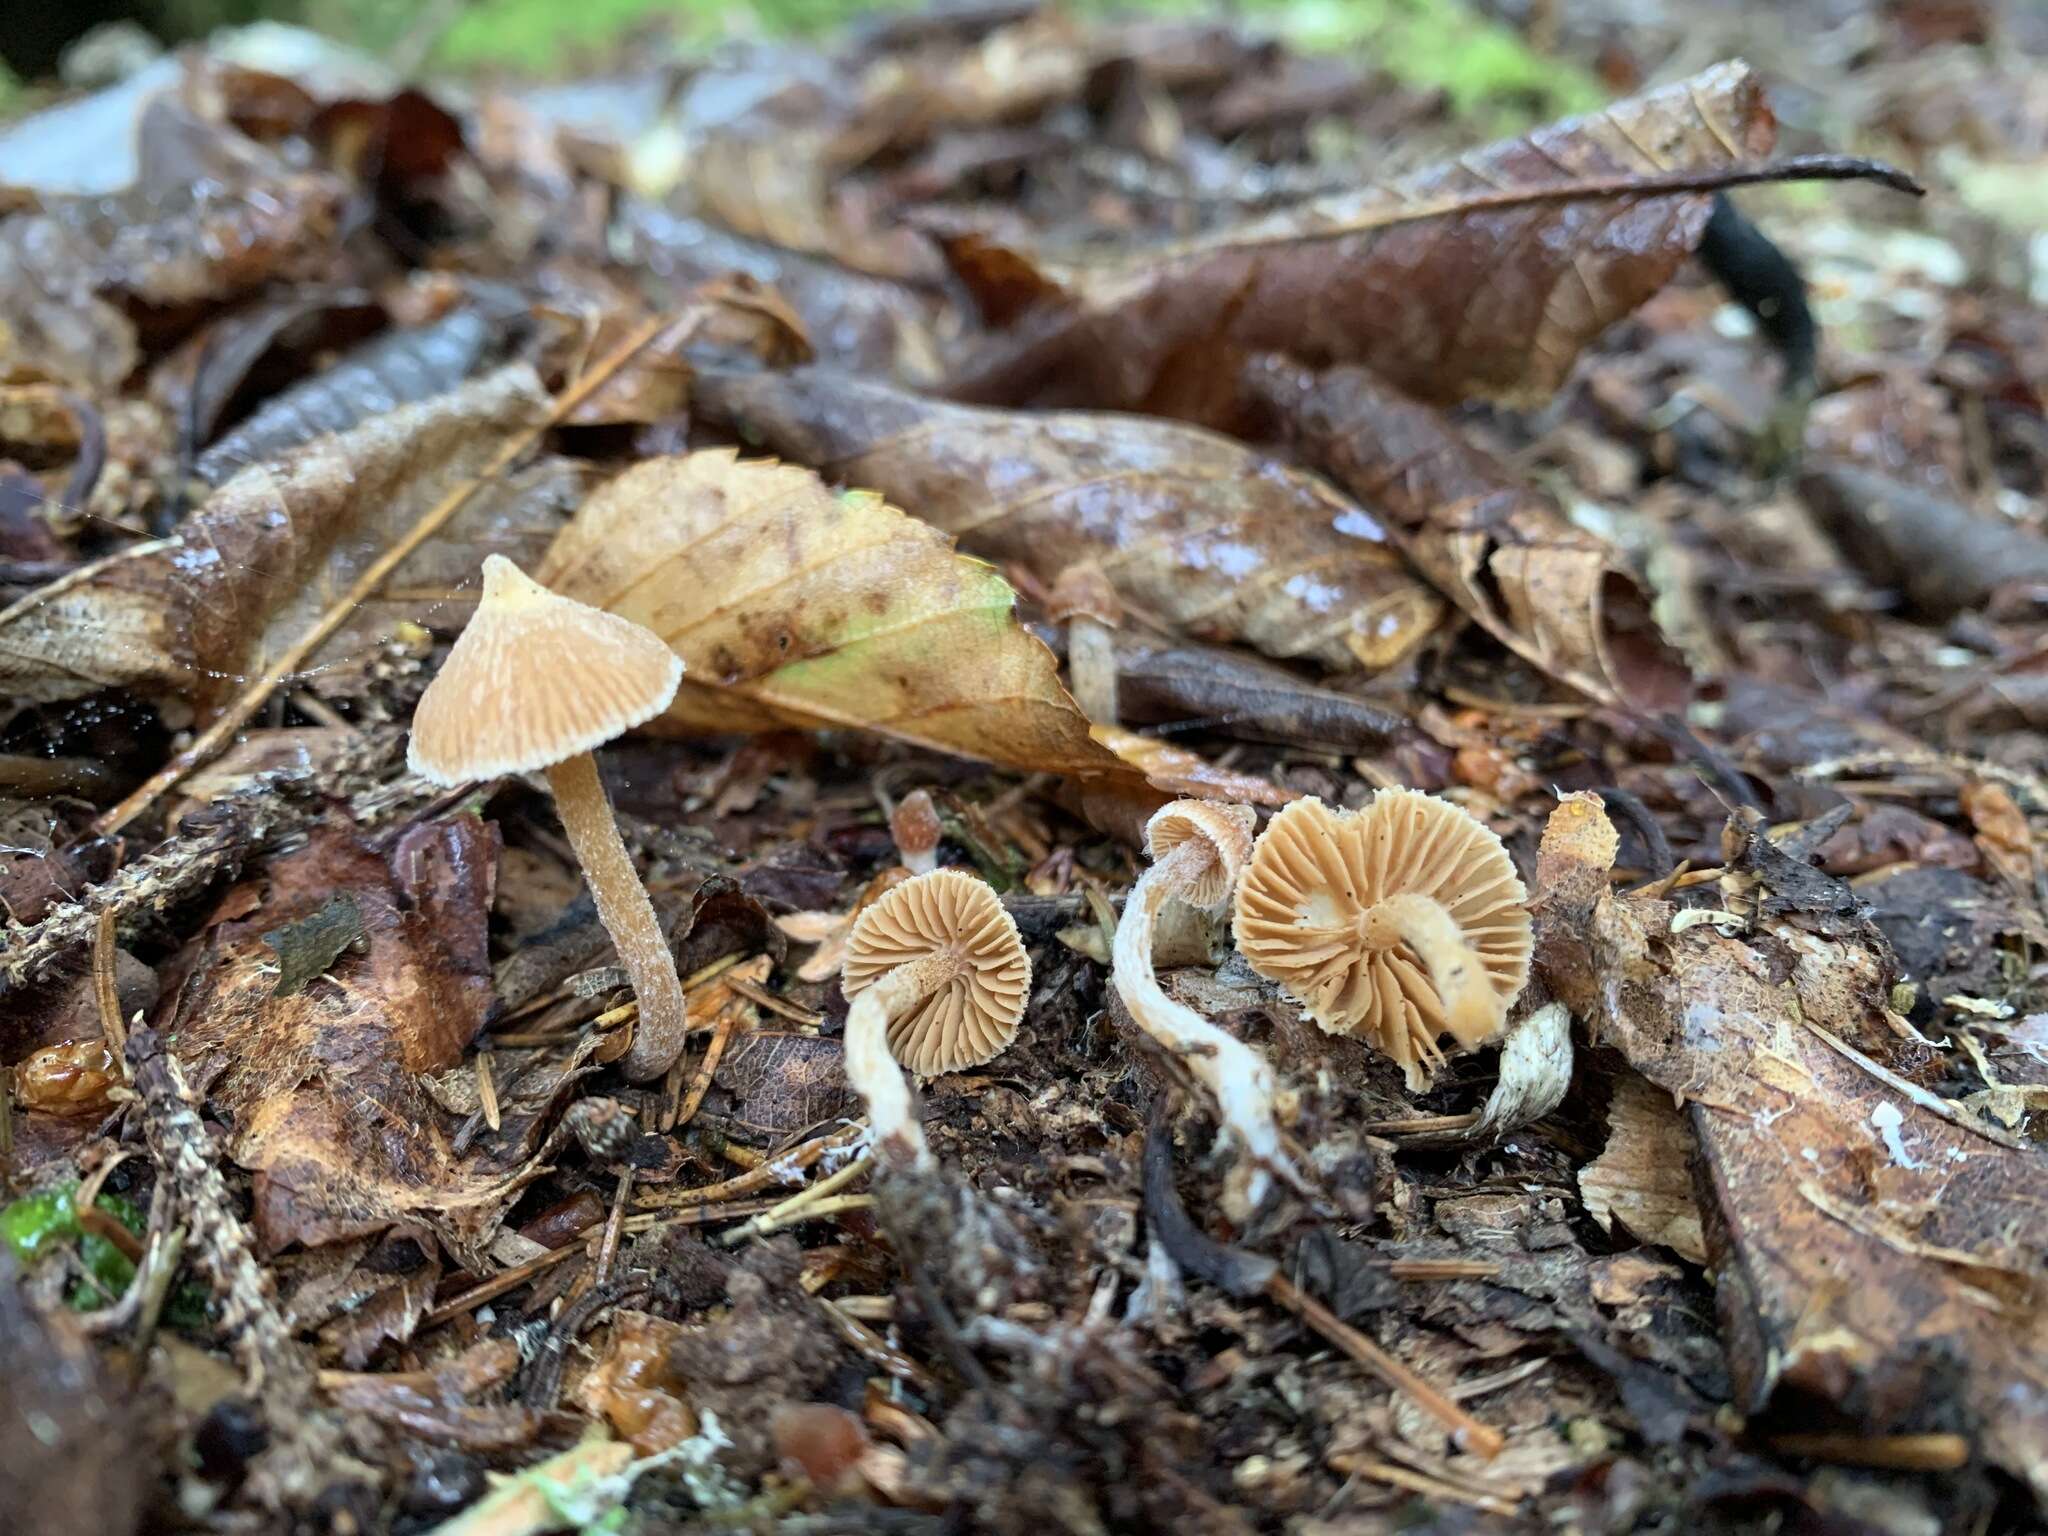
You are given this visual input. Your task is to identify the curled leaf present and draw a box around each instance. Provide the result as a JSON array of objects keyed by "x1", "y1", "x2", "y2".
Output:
[
  {"x1": 696, "y1": 366, "x2": 1443, "y2": 672},
  {"x1": 0, "y1": 366, "x2": 576, "y2": 717},
  {"x1": 540, "y1": 449, "x2": 1129, "y2": 781},
  {"x1": 1249, "y1": 360, "x2": 1688, "y2": 710}
]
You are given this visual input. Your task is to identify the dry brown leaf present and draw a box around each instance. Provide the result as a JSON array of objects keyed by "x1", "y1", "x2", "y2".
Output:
[
  {"x1": 1250, "y1": 361, "x2": 1689, "y2": 710},
  {"x1": 0, "y1": 366, "x2": 579, "y2": 720},
  {"x1": 1534, "y1": 797, "x2": 2048, "y2": 1499},
  {"x1": 696, "y1": 366, "x2": 1442, "y2": 673},
  {"x1": 1578, "y1": 1075, "x2": 1707, "y2": 1264},
  {"x1": 946, "y1": 63, "x2": 1834, "y2": 417},
  {"x1": 539, "y1": 449, "x2": 1131, "y2": 782},
  {"x1": 162, "y1": 815, "x2": 523, "y2": 1263},
  {"x1": 1091, "y1": 725, "x2": 1293, "y2": 809}
]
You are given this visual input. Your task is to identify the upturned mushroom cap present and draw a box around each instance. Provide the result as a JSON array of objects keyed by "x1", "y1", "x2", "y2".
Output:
[
  {"x1": 408, "y1": 555, "x2": 684, "y2": 784},
  {"x1": 1144, "y1": 800, "x2": 1258, "y2": 909},
  {"x1": 841, "y1": 868, "x2": 1031, "y2": 1076},
  {"x1": 1233, "y1": 791, "x2": 1531, "y2": 1068}
]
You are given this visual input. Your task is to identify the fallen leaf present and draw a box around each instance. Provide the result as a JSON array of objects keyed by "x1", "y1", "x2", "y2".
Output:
[
  {"x1": 0, "y1": 366, "x2": 580, "y2": 719},
  {"x1": 1248, "y1": 360, "x2": 1689, "y2": 710},
  {"x1": 695, "y1": 365, "x2": 1443, "y2": 673},
  {"x1": 539, "y1": 449, "x2": 1131, "y2": 782},
  {"x1": 322, "y1": 1337, "x2": 541, "y2": 1452},
  {"x1": 1091, "y1": 724, "x2": 1295, "y2": 808},
  {"x1": 1578, "y1": 1076, "x2": 1708, "y2": 1264},
  {"x1": 0, "y1": 96, "x2": 343, "y2": 393},
  {"x1": 1534, "y1": 796, "x2": 2048, "y2": 1498},
  {"x1": 944, "y1": 64, "x2": 1886, "y2": 417},
  {"x1": 163, "y1": 814, "x2": 519, "y2": 1260}
]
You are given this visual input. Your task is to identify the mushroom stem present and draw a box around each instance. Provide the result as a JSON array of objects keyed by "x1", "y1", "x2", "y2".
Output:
[
  {"x1": 1355, "y1": 894, "x2": 1499, "y2": 1046},
  {"x1": 1113, "y1": 841, "x2": 1304, "y2": 1214},
  {"x1": 843, "y1": 951, "x2": 961, "y2": 1173},
  {"x1": 544, "y1": 752, "x2": 688, "y2": 1082}
]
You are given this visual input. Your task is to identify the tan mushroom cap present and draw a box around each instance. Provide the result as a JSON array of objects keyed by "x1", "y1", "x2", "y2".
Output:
[
  {"x1": 408, "y1": 555, "x2": 684, "y2": 784},
  {"x1": 841, "y1": 868, "x2": 1031, "y2": 1077},
  {"x1": 1144, "y1": 800, "x2": 1258, "y2": 909},
  {"x1": 1233, "y1": 790, "x2": 1532, "y2": 1072}
]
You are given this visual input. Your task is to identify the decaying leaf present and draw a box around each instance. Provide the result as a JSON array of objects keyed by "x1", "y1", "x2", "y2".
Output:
[
  {"x1": 695, "y1": 366, "x2": 1443, "y2": 672},
  {"x1": 0, "y1": 366, "x2": 578, "y2": 719},
  {"x1": 540, "y1": 449, "x2": 1130, "y2": 781},
  {"x1": 163, "y1": 814, "x2": 521, "y2": 1261},
  {"x1": 0, "y1": 97, "x2": 343, "y2": 394},
  {"x1": 574, "y1": 1311, "x2": 697, "y2": 1455},
  {"x1": 1249, "y1": 360, "x2": 1689, "y2": 710},
  {"x1": 1578, "y1": 1076, "x2": 1708, "y2": 1264},
  {"x1": 1534, "y1": 795, "x2": 2048, "y2": 1497},
  {"x1": 1091, "y1": 725, "x2": 1296, "y2": 809},
  {"x1": 948, "y1": 63, "x2": 1841, "y2": 417}
]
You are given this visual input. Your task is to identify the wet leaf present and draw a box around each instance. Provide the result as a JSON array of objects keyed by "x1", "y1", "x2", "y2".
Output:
[
  {"x1": 0, "y1": 97, "x2": 343, "y2": 394},
  {"x1": 0, "y1": 366, "x2": 580, "y2": 717},
  {"x1": 696, "y1": 365, "x2": 1443, "y2": 673},
  {"x1": 1249, "y1": 360, "x2": 1689, "y2": 710},
  {"x1": 540, "y1": 448, "x2": 1131, "y2": 781},
  {"x1": 947, "y1": 63, "x2": 1829, "y2": 416}
]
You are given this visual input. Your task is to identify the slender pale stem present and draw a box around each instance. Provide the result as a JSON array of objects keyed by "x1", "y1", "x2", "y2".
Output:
[
  {"x1": 1356, "y1": 893, "x2": 1500, "y2": 1046},
  {"x1": 1113, "y1": 842, "x2": 1302, "y2": 1214},
  {"x1": 843, "y1": 951, "x2": 960, "y2": 1173},
  {"x1": 545, "y1": 752, "x2": 687, "y2": 1082}
]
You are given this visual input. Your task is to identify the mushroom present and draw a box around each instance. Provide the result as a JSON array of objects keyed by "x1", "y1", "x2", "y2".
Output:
[
  {"x1": 408, "y1": 554, "x2": 688, "y2": 1082},
  {"x1": 1111, "y1": 800, "x2": 1305, "y2": 1215},
  {"x1": 840, "y1": 868, "x2": 1030, "y2": 1168},
  {"x1": 1233, "y1": 791, "x2": 1531, "y2": 1089}
]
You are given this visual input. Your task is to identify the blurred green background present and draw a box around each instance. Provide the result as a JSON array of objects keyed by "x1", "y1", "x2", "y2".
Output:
[{"x1": 3, "y1": 0, "x2": 1601, "y2": 123}]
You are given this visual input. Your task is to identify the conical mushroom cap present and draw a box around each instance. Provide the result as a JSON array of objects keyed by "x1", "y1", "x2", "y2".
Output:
[
  {"x1": 408, "y1": 555, "x2": 684, "y2": 783},
  {"x1": 1233, "y1": 791, "x2": 1531, "y2": 1077},
  {"x1": 1144, "y1": 800, "x2": 1257, "y2": 909},
  {"x1": 841, "y1": 868, "x2": 1031, "y2": 1077}
]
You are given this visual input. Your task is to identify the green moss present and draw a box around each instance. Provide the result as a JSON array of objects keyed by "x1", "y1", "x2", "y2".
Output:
[
  {"x1": 414, "y1": 0, "x2": 1603, "y2": 128},
  {"x1": 1, "y1": 1183, "x2": 145, "y2": 1309}
]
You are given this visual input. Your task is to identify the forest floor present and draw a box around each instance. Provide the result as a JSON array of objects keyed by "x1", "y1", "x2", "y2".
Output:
[{"x1": 0, "y1": 2, "x2": 2044, "y2": 1533}]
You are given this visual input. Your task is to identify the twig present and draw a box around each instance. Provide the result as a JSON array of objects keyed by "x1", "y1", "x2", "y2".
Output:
[
  {"x1": 717, "y1": 1153, "x2": 873, "y2": 1247},
  {"x1": 1327, "y1": 1453, "x2": 1520, "y2": 1518},
  {"x1": 1765, "y1": 1432, "x2": 1970, "y2": 1471},
  {"x1": 633, "y1": 1121, "x2": 868, "y2": 1209},
  {"x1": 98, "y1": 314, "x2": 673, "y2": 836},
  {"x1": 126, "y1": 1022, "x2": 367, "y2": 1508}
]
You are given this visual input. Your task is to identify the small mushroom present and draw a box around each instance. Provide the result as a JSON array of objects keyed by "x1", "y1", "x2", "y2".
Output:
[
  {"x1": 1111, "y1": 800, "x2": 1305, "y2": 1215},
  {"x1": 1233, "y1": 791, "x2": 1531, "y2": 1088},
  {"x1": 840, "y1": 868, "x2": 1030, "y2": 1167},
  {"x1": 408, "y1": 554, "x2": 688, "y2": 1082}
]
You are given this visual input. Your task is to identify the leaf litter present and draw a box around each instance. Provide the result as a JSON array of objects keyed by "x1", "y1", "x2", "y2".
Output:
[{"x1": 0, "y1": 5, "x2": 2042, "y2": 1535}]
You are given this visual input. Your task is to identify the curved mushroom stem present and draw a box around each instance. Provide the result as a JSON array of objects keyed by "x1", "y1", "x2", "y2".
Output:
[
  {"x1": 844, "y1": 951, "x2": 960, "y2": 1174},
  {"x1": 1356, "y1": 893, "x2": 1501, "y2": 1047},
  {"x1": 1113, "y1": 841, "x2": 1306, "y2": 1217},
  {"x1": 545, "y1": 752, "x2": 688, "y2": 1082}
]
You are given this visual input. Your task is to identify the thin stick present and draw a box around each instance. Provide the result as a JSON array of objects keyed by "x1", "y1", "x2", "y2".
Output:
[
  {"x1": 669, "y1": 1002, "x2": 743, "y2": 1132},
  {"x1": 92, "y1": 909, "x2": 128, "y2": 1070},
  {"x1": 98, "y1": 314, "x2": 672, "y2": 835},
  {"x1": 594, "y1": 1169, "x2": 633, "y2": 1288},
  {"x1": 718, "y1": 1153, "x2": 873, "y2": 1247},
  {"x1": 1765, "y1": 1432, "x2": 1969, "y2": 1471},
  {"x1": 1327, "y1": 1454, "x2": 1520, "y2": 1518},
  {"x1": 1266, "y1": 1272, "x2": 1506, "y2": 1459},
  {"x1": 476, "y1": 1050, "x2": 501, "y2": 1133},
  {"x1": 633, "y1": 1122, "x2": 867, "y2": 1208}
]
